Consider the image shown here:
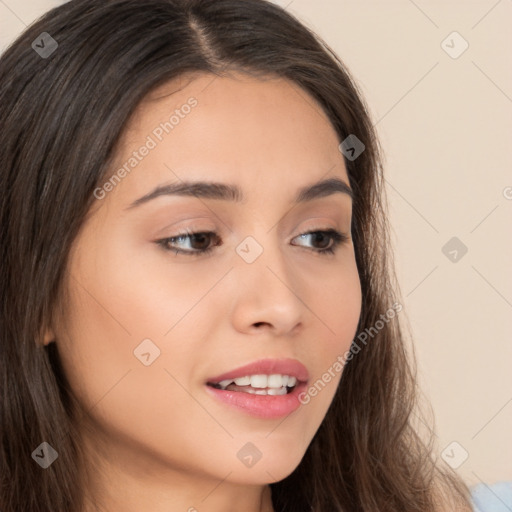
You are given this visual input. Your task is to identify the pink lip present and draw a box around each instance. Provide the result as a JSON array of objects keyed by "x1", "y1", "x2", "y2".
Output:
[
  {"x1": 206, "y1": 358, "x2": 309, "y2": 384},
  {"x1": 205, "y1": 358, "x2": 309, "y2": 419}
]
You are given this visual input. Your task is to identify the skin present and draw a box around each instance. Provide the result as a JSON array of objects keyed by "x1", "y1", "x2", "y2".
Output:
[{"x1": 44, "y1": 72, "x2": 362, "y2": 512}]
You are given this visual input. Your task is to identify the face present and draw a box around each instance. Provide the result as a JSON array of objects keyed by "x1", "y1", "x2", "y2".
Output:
[{"x1": 48, "y1": 72, "x2": 362, "y2": 489}]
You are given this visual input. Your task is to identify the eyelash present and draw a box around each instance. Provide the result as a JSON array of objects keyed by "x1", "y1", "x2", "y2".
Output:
[{"x1": 156, "y1": 228, "x2": 349, "y2": 257}]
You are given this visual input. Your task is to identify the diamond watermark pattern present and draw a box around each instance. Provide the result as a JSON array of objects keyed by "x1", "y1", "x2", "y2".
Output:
[
  {"x1": 31, "y1": 32, "x2": 58, "y2": 59},
  {"x1": 237, "y1": 442, "x2": 263, "y2": 468},
  {"x1": 441, "y1": 441, "x2": 469, "y2": 469},
  {"x1": 339, "y1": 134, "x2": 365, "y2": 161},
  {"x1": 32, "y1": 442, "x2": 59, "y2": 469},
  {"x1": 442, "y1": 236, "x2": 468, "y2": 263},
  {"x1": 133, "y1": 338, "x2": 161, "y2": 366},
  {"x1": 441, "y1": 31, "x2": 469, "y2": 59},
  {"x1": 236, "y1": 236, "x2": 264, "y2": 264}
]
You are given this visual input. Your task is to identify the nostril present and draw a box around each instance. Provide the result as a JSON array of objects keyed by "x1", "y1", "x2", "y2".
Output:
[{"x1": 253, "y1": 321, "x2": 271, "y2": 328}]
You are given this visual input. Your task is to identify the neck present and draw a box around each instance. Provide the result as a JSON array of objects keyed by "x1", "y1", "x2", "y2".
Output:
[{"x1": 78, "y1": 429, "x2": 275, "y2": 512}]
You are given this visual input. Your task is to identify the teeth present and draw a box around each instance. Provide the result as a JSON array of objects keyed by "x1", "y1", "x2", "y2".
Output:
[
  {"x1": 233, "y1": 387, "x2": 288, "y2": 396},
  {"x1": 250, "y1": 375, "x2": 268, "y2": 388},
  {"x1": 233, "y1": 376, "x2": 251, "y2": 386},
  {"x1": 213, "y1": 374, "x2": 299, "y2": 391},
  {"x1": 267, "y1": 387, "x2": 287, "y2": 396},
  {"x1": 268, "y1": 374, "x2": 284, "y2": 388}
]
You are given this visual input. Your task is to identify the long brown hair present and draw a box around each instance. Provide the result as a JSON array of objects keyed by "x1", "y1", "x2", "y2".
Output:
[{"x1": 0, "y1": 0, "x2": 472, "y2": 510}]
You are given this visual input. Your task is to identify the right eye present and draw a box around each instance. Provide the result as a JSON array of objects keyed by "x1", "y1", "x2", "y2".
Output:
[{"x1": 156, "y1": 230, "x2": 222, "y2": 257}]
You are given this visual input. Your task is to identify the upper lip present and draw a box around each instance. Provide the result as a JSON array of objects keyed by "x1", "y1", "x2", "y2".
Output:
[{"x1": 206, "y1": 358, "x2": 309, "y2": 384}]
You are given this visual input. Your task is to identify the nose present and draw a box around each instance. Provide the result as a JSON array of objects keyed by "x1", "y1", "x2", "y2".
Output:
[{"x1": 228, "y1": 238, "x2": 305, "y2": 337}]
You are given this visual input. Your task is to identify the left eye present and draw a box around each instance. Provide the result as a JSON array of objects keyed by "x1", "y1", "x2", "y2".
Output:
[{"x1": 156, "y1": 229, "x2": 349, "y2": 257}]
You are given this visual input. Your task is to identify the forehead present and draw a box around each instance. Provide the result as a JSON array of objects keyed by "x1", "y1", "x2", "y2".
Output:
[{"x1": 105, "y1": 71, "x2": 348, "y2": 209}]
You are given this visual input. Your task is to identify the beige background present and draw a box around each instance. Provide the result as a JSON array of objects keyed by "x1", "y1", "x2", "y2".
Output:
[{"x1": 1, "y1": 0, "x2": 511, "y2": 489}]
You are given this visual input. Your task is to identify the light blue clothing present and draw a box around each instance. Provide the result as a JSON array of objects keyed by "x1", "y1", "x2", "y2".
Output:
[{"x1": 471, "y1": 481, "x2": 512, "y2": 512}]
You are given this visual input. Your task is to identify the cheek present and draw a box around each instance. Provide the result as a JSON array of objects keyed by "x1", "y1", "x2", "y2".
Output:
[
  {"x1": 308, "y1": 251, "x2": 362, "y2": 351},
  {"x1": 54, "y1": 274, "x2": 218, "y2": 473},
  {"x1": 54, "y1": 237, "x2": 226, "y2": 456},
  {"x1": 53, "y1": 240, "x2": 175, "y2": 414},
  {"x1": 299, "y1": 256, "x2": 362, "y2": 410},
  {"x1": 93, "y1": 230, "x2": 228, "y2": 340}
]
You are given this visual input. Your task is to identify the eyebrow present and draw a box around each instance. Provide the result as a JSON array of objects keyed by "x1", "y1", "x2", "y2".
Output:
[{"x1": 125, "y1": 176, "x2": 353, "y2": 210}]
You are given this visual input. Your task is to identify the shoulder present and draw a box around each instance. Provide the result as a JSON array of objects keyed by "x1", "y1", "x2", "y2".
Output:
[{"x1": 470, "y1": 481, "x2": 512, "y2": 512}]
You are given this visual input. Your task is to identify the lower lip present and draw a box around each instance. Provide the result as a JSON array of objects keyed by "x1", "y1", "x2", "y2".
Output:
[{"x1": 205, "y1": 383, "x2": 307, "y2": 419}]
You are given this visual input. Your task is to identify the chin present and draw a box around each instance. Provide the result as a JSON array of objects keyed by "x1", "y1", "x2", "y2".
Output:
[{"x1": 225, "y1": 444, "x2": 307, "y2": 485}]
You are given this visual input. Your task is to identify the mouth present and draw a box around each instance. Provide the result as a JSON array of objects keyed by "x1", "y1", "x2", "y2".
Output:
[
  {"x1": 207, "y1": 373, "x2": 300, "y2": 395},
  {"x1": 204, "y1": 358, "x2": 309, "y2": 418}
]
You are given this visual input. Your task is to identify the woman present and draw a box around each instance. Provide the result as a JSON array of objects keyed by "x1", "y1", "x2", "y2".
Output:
[{"x1": 0, "y1": 0, "x2": 474, "y2": 510}]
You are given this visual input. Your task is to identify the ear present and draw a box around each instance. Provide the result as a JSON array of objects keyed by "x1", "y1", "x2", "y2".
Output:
[{"x1": 42, "y1": 326, "x2": 56, "y2": 346}]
